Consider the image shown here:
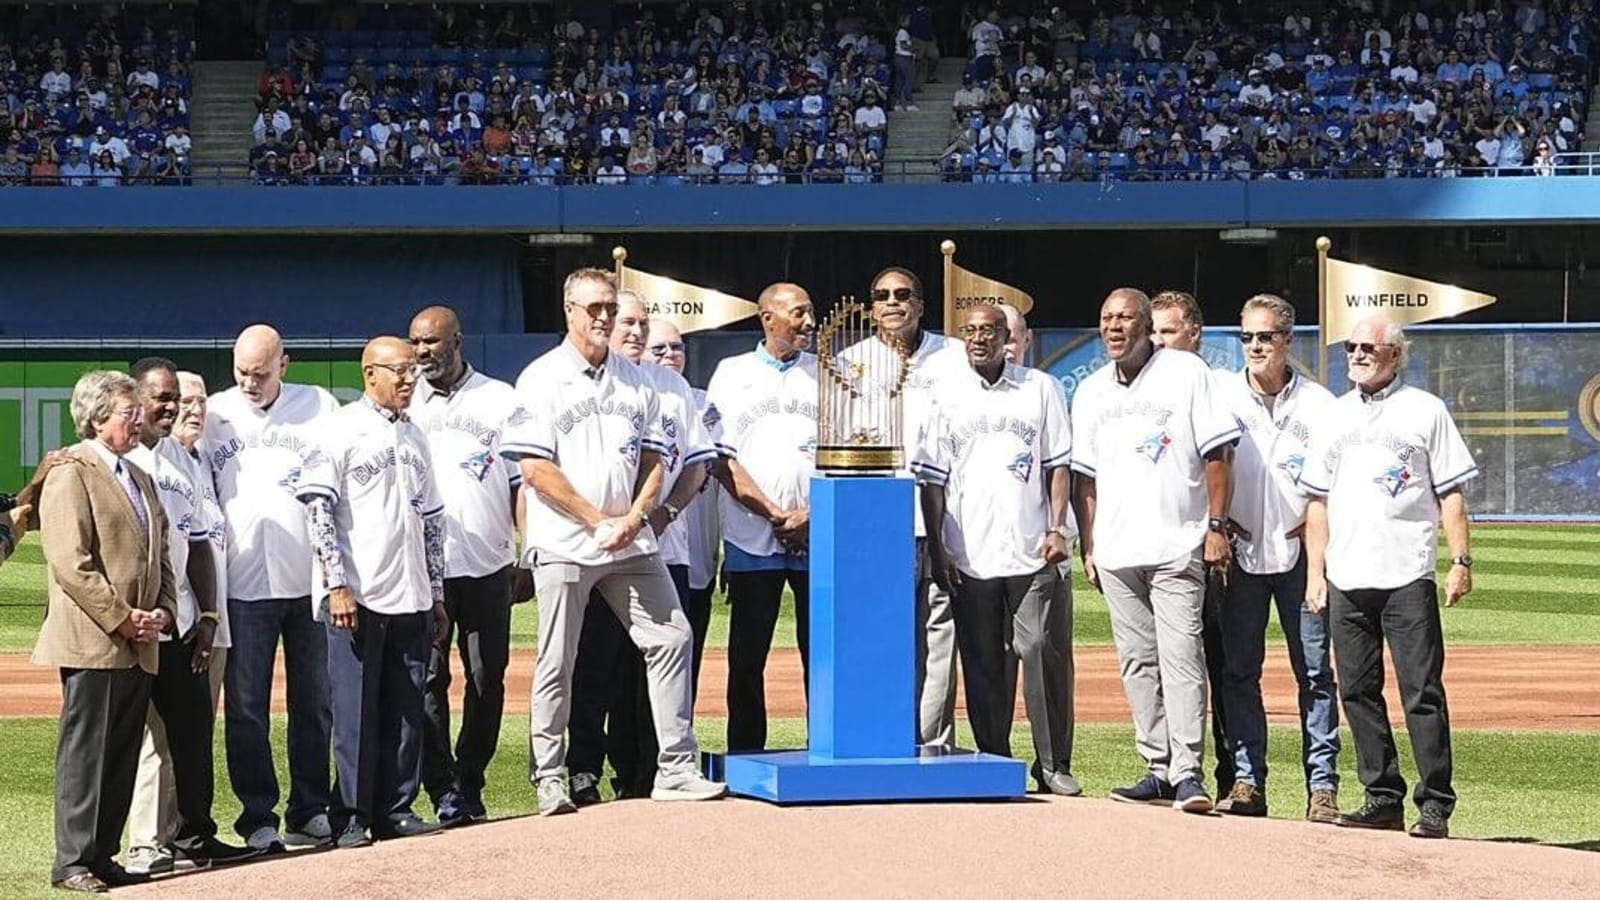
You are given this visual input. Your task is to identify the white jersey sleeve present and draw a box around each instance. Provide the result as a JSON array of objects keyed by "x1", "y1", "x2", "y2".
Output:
[
  {"x1": 1430, "y1": 402, "x2": 1478, "y2": 494},
  {"x1": 1192, "y1": 365, "x2": 1242, "y2": 457},
  {"x1": 501, "y1": 389, "x2": 557, "y2": 463},
  {"x1": 1042, "y1": 374, "x2": 1073, "y2": 471}
]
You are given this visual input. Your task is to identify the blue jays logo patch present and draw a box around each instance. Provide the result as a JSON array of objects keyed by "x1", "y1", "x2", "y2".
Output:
[
  {"x1": 278, "y1": 466, "x2": 303, "y2": 491},
  {"x1": 1007, "y1": 450, "x2": 1034, "y2": 483},
  {"x1": 461, "y1": 448, "x2": 495, "y2": 483},
  {"x1": 620, "y1": 434, "x2": 641, "y2": 462},
  {"x1": 1375, "y1": 463, "x2": 1413, "y2": 498},
  {"x1": 702, "y1": 404, "x2": 721, "y2": 429},
  {"x1": 1135, "y1": 430, "x2": 1172, "y2": 464},
  {"x1": 798, "y1": 436, "x2": 817, "y2": 458},
  {"x1": 663, "y1": 417, "x2": 679, "y2": 439},
  {"x1": 663, "y1": 441, "x2": 681, "y2": 472},
  {"x1": 507, "y1": 406, "x2": 532, "y2": 428},
  {"x1": 1277, "y1": 453, "x2": 1305, "y2": 484}
]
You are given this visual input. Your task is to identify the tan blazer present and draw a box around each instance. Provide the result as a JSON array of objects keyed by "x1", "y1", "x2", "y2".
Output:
[{"x1": 31, "y1": 442, "x2": 176, "y2": 675}]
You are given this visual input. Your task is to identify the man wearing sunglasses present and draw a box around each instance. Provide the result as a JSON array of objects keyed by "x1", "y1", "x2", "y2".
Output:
[
  {"x1": 1300, "y1": 313, "x2": 1476, "y2": 840},
  {"x1": 1210, "y1": 295, "x2": 1342, "y2": 824},
  {"x1": 840, "y1": 267, "x2": 967, "y2": 753},
  {"x1": 1071, "y1": 288, "x2": 1240, "y2": 815}
]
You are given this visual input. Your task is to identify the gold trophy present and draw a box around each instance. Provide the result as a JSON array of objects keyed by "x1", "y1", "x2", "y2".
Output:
[{"x1": 815, "y1": 297, "x2": 911, "y2": 474}]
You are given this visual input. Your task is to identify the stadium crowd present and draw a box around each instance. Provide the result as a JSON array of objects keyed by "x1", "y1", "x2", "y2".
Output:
[
  {"x1": 0, "y1": 7, "x2": 194, "y2": 186},
  {"x1": 250, "y1": 2, "x2": 912, "y2": 185},
  {"x1": 942, "y1": 0, "x2": 1597, "y2": 181}
]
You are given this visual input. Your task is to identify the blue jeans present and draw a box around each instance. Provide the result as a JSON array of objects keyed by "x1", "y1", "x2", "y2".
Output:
[
  {"x1": 224, "y1": 596, "x2": 332, "y2": 838},
  {"x1": 1219, "y1": 555, "x2": 1340, "y2": 792},
  {"x1": 894, "y1": 55, "x2": 916, "y2": 104}
]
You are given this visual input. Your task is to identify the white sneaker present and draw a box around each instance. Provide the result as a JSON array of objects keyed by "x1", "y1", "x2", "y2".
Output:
[
  {"x1": 651, "y1": 770, "x2": 728, "y2": 802},
  {"x1": 125, "y1": 845, "x2": 174, "y2": 875},
  {"x1": 905, "y1": 104, "x2": 920, "y2": 111},
  {"x1": 245, "y1": 825, "x2": 284, "y2": 852},
  {"x1": 537, "y1": 776, "x2": 577, "y2": 817},
  {"x1": 284, "y1": 812, "x2": 332, "y2": 847}
]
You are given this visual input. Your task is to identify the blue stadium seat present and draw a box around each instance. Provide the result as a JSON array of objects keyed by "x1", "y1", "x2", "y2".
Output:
[{"x1": 324, "y1": 46, "x2": 350, "y2": 63}]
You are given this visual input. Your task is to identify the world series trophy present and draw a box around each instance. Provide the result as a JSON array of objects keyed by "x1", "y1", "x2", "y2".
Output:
[{"x1": 715, "y1": 301, "x2": 1026, "y2": 804}]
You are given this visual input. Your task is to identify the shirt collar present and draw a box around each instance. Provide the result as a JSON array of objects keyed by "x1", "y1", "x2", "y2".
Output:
[
  {"x1": 419, "y1": 364, "x2": 475, "y2": 403},
  {"x1": 85, "y1": 438, "x2": 124, "y2": 469},
  {"x1": 1359, "y1": 376, "x2": 1403, "y2": 404},
  {"x1": 1242, "y1": 365, "x2": 1300, "y2": 400},
  {"x1": 360, "y1": 394, "x2": 409, "y2": 423},
  {"x1": 560, "y1": 339, "x2": 608, "y2": 381},
  {"x1": 754, "y1": 340, "x2": 800, "y2": 372},
  {"x1": 967, "y1": 361, "x2": 1023, "y2": 390}
]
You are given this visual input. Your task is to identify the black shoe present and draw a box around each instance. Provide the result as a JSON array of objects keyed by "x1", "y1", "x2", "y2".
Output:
[
  {"x1": 1409, "y1": 804, "x2": 1450, "y2": 839},
  {"x1": 1110, "y1": 774, "x2": 1176, "y2": 804},
  {"x1": 171, "y1": 836, "x2": 266, "y2": 868},
  {"x1": 571, "y1": 772, "x2": 604, "y2": 807},
  {"x1": 91, "y1": 865, "x2": 150, "y2": 888},
  {"x1": 1336, "y1": 797, "x2": 1406, "y2": 831},
  {"x1": 435, "y1": 791, "x2": 470, "y2": 828},
  {"x1": 377, "y1": 814, "x2": 443, "y2": 839},
  {"x1": 335, "y1": 819, "x2": 372, "y2": 849},
  {"x1": 459, "y1": 793, "x2": 489, "y2": 823},
  {"x1": 52, "y1": 872, "x2": 108, "y2": 894}
]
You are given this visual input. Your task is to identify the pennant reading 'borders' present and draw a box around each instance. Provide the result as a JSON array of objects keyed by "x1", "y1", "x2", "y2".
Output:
[
  {"x1": 618, "y1": 264, "x2": 759, "y2": 334},
  {"x1": 944, "y1": 262, "x2": 1035, "y2": 335},
  {"x1": 1322, "y1": 257, "x2": 1496, "y2": 345}
]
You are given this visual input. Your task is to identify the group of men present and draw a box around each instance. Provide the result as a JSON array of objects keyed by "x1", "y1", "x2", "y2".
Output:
[{"x1": 29, "y1": 264, "x2": 1474, "y2": 892}]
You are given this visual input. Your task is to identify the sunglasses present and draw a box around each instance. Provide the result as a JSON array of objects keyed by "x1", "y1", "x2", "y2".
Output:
[
  {"x1": 569, "y1": 301, "x2": 619, "y2": 319},
  {"x1": 1238, "y1": 330, "x2": 1287, "y2": 345},
  {"x1": 648, "y1": 341, "x2": 686, "y2": 357},
  {"x1": 870, "y1": 287, "x2": 918, "y2": 304},
  {"x1": 1343, "y1": 341, "x2": 1393, "y2": 355}
]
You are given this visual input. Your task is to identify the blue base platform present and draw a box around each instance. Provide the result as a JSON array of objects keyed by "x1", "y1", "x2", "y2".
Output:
[{"x1": 707, "y1": 749, "x2": 1027, "y2": 805}]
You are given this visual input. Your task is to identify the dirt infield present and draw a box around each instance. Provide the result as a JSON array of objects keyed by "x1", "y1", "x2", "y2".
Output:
[
  {"x1": 2, "y1": 645, "x2": 1595, "y2": 730},
  {"x1": 118, "y1": 795, "x2": 1598, "y2": 899}
]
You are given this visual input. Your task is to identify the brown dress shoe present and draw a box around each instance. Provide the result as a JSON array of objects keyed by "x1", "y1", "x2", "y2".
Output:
[
  {"x1": 1307, "y1": 788, "x2": 1340, "y2": 824},
  {"x1": 52, "y1": 872, "x2": 108, "y2": 893}
]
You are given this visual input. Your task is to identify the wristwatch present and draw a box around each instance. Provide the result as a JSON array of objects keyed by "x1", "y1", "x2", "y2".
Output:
[
  {"x1": 1452, "y1": 554, "x2": 1473, "y2": 569},
  {"x1": 198, "y1": 611, "x2": 221, "y2": 624},
  {"x1": 663, "y1": 502, "x2": 681, "y2": 523},
  {"x1": 1207, "y1": 516, "x2": 1228, "y2": 534},
  {"x1": 1047, "y1": 526, "x2": 1071, "y2": 540}
]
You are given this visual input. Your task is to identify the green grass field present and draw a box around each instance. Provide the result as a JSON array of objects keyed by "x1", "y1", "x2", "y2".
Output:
[
  {"x1": 0, "y1": 716, "x2": 1594, "y2": 899},
  {"x1": 4, "y1": 524, "x2": 1597, "y2": 653}
]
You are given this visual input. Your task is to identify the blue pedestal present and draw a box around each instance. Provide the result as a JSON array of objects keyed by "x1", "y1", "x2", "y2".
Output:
[{"x1": 712, "y1": 475, "x2": 1025, "y2": 804}]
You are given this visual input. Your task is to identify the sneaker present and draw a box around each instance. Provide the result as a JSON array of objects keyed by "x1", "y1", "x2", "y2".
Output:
[
  {"x1": 537, "y1": 776, "x2": 577, "y2": 817},
  {"x1": 170, "y1": 836, "x2": 264, "y2": 868},
  {"x1": 570, "y1": 772, "x2": 604, "y2": 808},
  {"x1": 1409, "y1": 803, "x2": 1450, "y2": 839},
  {"x1": 1215, "y1": 781, "x2": 1267, "y2": 817},
  {"x1": 1109, "y1": 774, "x2": 1176, "y2": 804},
  {"x1": 284, "y1": 813, "x2": 333, "y2": 848},
  {"x1": 1336, "y1": 797, "x2": 1405, "y2": 831},
  {"x1": 334, "y1": 818, "x2": 371, "y2": 849},
  {"x1": 905, "y1": 104, "x2": 920, "y2": 111},
  {"x1": 1173, "y1": 777, "x2": 1214, "y2": 814},
  {"x1": 435, "y1": 791, "x2": 469, "y2": 828},
  {"x1": 1307, "y1": 788, "x2": 1340, "y2": 824},
  {"x1": 650, "y1": 770, "x2": 729, "y2": 802},
  {"x1": 244, "y1": 826, "x2": 286, "y2": 855},
  {"x1": 124, "y1": 846, "x2": 173, "y2": 876},
  {"x1": 1031, "y1": 761, "x2": 1084, "y2": 797}
]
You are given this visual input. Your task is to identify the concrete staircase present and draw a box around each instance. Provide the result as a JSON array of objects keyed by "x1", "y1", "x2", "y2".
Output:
[
  {"x1": 190, "y1": 61, "x2": 262, "y2": 183},
  {"x1": 1584, "y1": 82, "x2": 1600, "y2": 151},
  {"x1": 883, "y1": 58, "x2": 967, "y2": 182}
]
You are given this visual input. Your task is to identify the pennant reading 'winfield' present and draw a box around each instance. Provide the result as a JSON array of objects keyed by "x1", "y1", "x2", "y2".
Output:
[
  {"x1": 1322, "y1": 257, "x2": 1497, "y2": 345},
  {"x1": 618, "y1": 264, "x2": 759, "y2": 334}
]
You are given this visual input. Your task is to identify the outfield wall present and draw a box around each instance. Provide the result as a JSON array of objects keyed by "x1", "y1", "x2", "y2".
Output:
[{"x1": 3, "y1": 324, "x2": 1595, "y2": 520}]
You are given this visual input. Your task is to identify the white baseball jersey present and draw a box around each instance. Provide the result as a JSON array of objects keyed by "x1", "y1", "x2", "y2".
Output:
[
  {"x1": 911, "y1": 362, "x2": 1073, "y2": 579},
  {"x1": 409, "y1": 367, "x2": 521, "y2": 579},
  {"x1": 839, "y1": 330, "x2": 966, "y2": 537},
  {"x1": 641, "y1": 363, "x2": 717, "y2": 568},
  {"x1": 1070, "y1": 347, "x2": 1241, "y2": 570},
  {"x1": 682, "y1": 387, "x2": 723, "y2": 591},
  {"x1": 1298, "y1": 381, "x2": 1477, "y2": 591},
  {"x1": 503, "y1": 341, "x2": 669, "y2": 566},
  {"x1": 703, "y1": 345, "x2": 819, "y2": 558},
  {"x1": 1220, "y1": 368, "x2": 1336, "y2": 576},
  {"x1": 296, "y1": 399, "x2": 443, "y2": 615},
  {"x1": 126, "y1": 437, "x2": 210, "y2": 640},
  {"x1": 206, "y1": 383, "x2": 339, "y2": 601}
]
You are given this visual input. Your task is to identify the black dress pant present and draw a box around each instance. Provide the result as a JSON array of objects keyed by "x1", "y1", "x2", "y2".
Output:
[
  {"x1": 569, "y1": 564, "x2": 690, "y2": 795},
  {"x1": 725, "y1": 567, "x2": 809, "y2": 753},
  {"x1": 326, "y1": 608, "x2": 430, "y2": 832},
  {"x1": 686, "y1": 584, "x2": 715, "y2": 701},
  {"x1": 1329, "y1": 578, "x2": 1455, "y2": 814},
  {"x1": 53, "y1": 666, "x2": 151, "y2": 883},
  {"x1": 1202, "y1": 566, "x2": 1235, "y2": 794},
  {"x1": 149, "y1": 639, "x2": 220, "y2": 842},
  {"x1": 421, "y1": 568, "x2": 512, "y2": 805}
]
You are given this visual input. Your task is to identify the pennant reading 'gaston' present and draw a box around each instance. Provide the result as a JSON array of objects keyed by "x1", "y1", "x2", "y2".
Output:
[
  {"x1": 944, "y1": 263, "x2": 1035, "y2": 335},
  {"x1": 618, "y1": 264, "x2": 759, "y2": 334},
  {"x1": 1323, "y1": 257, "x2": 1496, "y2": 345}
]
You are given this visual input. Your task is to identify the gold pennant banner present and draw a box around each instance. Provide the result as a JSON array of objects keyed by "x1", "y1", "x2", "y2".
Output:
[
  {"x1": 617, "y1": 263, "x2": 759, "y2": 334},
  {"x1": 1322, "y1": 257, "x2": 1496, "y2": 345},
  {"x1": 944, "y1": 262, "x2": 1035, "y2": 335}
]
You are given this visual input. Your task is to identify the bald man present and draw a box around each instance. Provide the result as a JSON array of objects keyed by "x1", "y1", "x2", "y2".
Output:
[
  {"x1": 207, "y1": 324, "x2": 339, "y2": 852},
  {"x1": 296, "y1": 337, "x2": 449, "y2": 846},
  {"x1": 704, "y1": 282, "x2": 819, "y2": 752},
  {"x1": 409, "y1": 306, "x2": 522, "y2": 825}
]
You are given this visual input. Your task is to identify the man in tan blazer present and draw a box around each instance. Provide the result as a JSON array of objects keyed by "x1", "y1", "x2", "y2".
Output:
[{"x1": 33, "y1": 370, "x2": 177, "y2": 893}]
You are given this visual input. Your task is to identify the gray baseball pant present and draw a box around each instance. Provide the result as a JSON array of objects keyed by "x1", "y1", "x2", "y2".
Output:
[{"x1": 915, "y1": 539, "x2": 957, "y2": 749}]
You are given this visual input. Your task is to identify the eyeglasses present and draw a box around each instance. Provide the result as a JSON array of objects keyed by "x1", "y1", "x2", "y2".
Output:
[
  {"x1": 1238, "y1": 330, "x2": 1287, "y2": 345},
  {"x1": 368, "y1": 362, "x2": 421, "y2": 378},
  {"x1": 569, "y1": 301, "x2": 620, "y2": 319},
  {"x1": 870, "y1": 287, "x2": 918, "y2": 304},
  {"x1": 1343, "y1": 341, "x2": 1394, "y2": 355},
  {"x1": 960, "y1": 323, "x2": 1002, "y2": 339},
  {"x1": 110, "y1": 404, "x2": 143, "y2": 422},
  {"x1": 647, "y1": 341, "x2": 686, "y2": 357}
]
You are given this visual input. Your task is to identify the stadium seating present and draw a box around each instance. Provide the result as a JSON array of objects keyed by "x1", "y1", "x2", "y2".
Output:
[
  {"x1": 0, "y1": 6, "x2": 195, "y2": 186},
  {"x1": 943, "y1": 1, "x2": 1594, "y2": 181},
  {"x1": 251, "y1": 3, "x2": 899, "y2": 185}
]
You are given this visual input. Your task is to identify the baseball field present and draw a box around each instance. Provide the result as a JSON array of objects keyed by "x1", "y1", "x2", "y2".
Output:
[{"x1": 1, "y1": 524, "x2": 1596, "y2": 898}]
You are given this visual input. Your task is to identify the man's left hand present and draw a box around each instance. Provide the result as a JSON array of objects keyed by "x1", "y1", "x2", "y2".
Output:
[
  {"x1": 1042, "y1": 532, "x2": 1069, "y2": 565},
  {"x1": 1445, "y1": 563, "x2": 1472, "y2": 607},
  {"x1": 432, "y1": 601, "x2": 451, "y2": 645},
  {"x1": 185, "y1": 618, "x2": 217, "y2": 673},
  {"x1": 510, "y1": 566, "x2": 535, "y2": 605},
  {"x1": 1204, "y1": 529, "x2": 1233, "y2": 568}
]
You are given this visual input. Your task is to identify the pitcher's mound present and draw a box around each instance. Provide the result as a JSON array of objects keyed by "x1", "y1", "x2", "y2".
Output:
[{"x1": 123, "y1": 796, "x2": 1595, "y2": 899}]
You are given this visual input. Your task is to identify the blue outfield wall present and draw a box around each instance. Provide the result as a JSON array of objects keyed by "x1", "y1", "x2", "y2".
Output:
[{"x1": 2, "y1": 177, "x2": 1599, "y2": 233}]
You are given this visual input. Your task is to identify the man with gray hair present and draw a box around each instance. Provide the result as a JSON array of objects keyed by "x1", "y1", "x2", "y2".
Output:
[
  {"x1": 1071, "y1": 287, "x2": 1240, "y2": 814},
  {"x1": 1301, "y1": 312, "x2": 1476, "y2": 840},
  {"x1": 1211, "y1": 295, "x2": 1342, "y2": 823}
]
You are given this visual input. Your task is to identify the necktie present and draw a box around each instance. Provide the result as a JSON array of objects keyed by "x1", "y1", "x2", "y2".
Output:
[{"x1": 116, "y1": 461, "x2": 150, "y2": 536}]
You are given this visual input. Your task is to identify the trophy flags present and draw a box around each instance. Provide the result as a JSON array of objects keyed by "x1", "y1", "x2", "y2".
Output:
[
  {"x1": 612, "y1": 246, "x2": 760, "y2": 334},
  {"x1": 1315, "y1": 235, "x2": 1497, "y2": 381},
  {"x1": 940, "y1": 240, "x2": 1035, "y2": 335}
]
